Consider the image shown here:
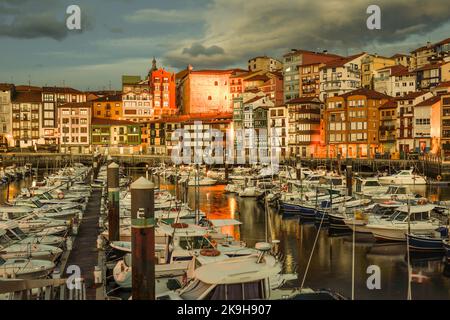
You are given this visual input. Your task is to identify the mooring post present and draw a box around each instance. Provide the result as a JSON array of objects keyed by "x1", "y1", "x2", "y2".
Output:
[
  {"x1": 131, "y1": 177, "x2": 155, "y2": 300},
  {"x1": 346, "y1": 158, "x2": 353, "y2": 197},
  {"x1": 107, "y1": 162, "x2": 120, "y2": 242},
  {"x1": 225, "y1": 163, "x2": 229, "y2": 183}
]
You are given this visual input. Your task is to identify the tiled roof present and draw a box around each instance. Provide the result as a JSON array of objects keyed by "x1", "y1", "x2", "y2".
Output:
[
  {"x1": 12, "y1": 90, "x2": 42, "y2": 103},
  {"x1": 395, "y1": 91, "x2": 430, "y2": 100},
  {"x1": 390, "y1": 53, "x2": 410, "y2": 59},
  {"x1": 379, "y1": 100, "x2": 397, "y2": 109},
  {"x1": 413, "y1": 62, "x2": 445, "y2": 72},
  {"x1": 244, "y1": 95, "x2": 265, "y2": 105},
  {"x1": 15, "y1": 85, "x2": 42, "y2": 92},
  {"x1": 436, "y1": 81, "x2": 450, "y2": 88},
  {"x1": 377, "y1": 65, "x2": 412, "y2": 77},
  {"x1": 0, "y1": 83, "x2": 14, "y2": 91},
  {"x1": 286, "y1": 97, "x2": 321, "y2": 104},
  {"x1": 435, "y1": 38, "x2": 450, "y2": 46},
  {"x1": 415, "y1": 95, "x2": 442, "y2": 107},
  {"x1": 244, "y1": 75, "x2": 270, "y2": 82},
  {"x1": 339, "y1": 88, "x2": 391, "y2": 99},
  {"x1": 42, "y1": 86, "x2": 82, "y2": 94},
  {"x1": 322, "y1": 52, "x2": 366, "y2": 68}
]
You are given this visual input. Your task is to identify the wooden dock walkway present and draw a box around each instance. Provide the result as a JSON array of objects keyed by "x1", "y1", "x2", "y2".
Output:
[{"x1": 63, "y1": 187, "x2": 102, "y2": 300}]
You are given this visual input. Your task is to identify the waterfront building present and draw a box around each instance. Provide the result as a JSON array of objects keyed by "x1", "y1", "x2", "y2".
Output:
[
  {"x1": 248, "y1": 56, "x2": 282, "y2": 72},
  {"x1": 390, "y1": 53, "x2": 414, "y2": 68},
  {"x1": 92, "y1": 94, "x2": 123, "y2": 119},
  {"x1": 11, "y1": 88, "x2": 43, "y2": 149},
  {"x1": 122, "y1": 76, "x2": 153, "y2": 122},
  {"x1": 378, "y1": 99, "x2": 397, "y2": 155},
  {"x1": 414, "y1": 95, "x2": 442, "y2": 154},
  {"x1": 283, "y1": 49, "x2": 341, "y2": 102},
  {"x1": 324, "y1": 88, "x2": 391, "y2": 158},
  {"x1": 361, "y1": 54, "x2": 396, "y2": 89},
  {"x1": 91, "y1": 118, "x2": 141, "y2": 154},
  {"x1": 176, "y1": 65, "x2": 247, "y2": 114},
  {"x1": 268, "y1": 105, "x2": 288, "y2": 160},
  {"x1": 373, "y1": 65, "x2": 416, "y2": 97},
  {"x1": 42, "y1": 87, "x2": 86, "y2": 145},
  {"x1": 286, "y1": 97, "x2": 322, "y2": 158},
  {"x1": 440, "y1": 94, "x2": 450, "y2": 160},
  {"x1": 58, "y1": 102, "x2": 91, "y2": 154},
  {"x1": 150, "y1": 68, "x2": 177, "y2": 118},
  {"x1": 395, "y1": 91, "x2": 433, "y2": 155},
  {"x1": 411, "y1": 38, "x2": 450, "y2": 69},
  {"x1": 319, "y1": 53, "x2": 367, "y2": 101},
  {"x1": 414, "y1": 61, "x2": 450, "y2": 91},
  {"x1": 0, "y1": 83, "x2": 14, "y2": 146}
]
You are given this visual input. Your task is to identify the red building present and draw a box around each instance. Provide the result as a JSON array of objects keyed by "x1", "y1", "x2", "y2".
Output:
[{"x1": 150, "y1": 68, "x2": 176, "y2": 113}]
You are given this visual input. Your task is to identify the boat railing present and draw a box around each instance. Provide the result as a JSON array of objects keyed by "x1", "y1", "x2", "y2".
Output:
[{"x1": 0, "y1": 278, "x2": 86, "y2": 300}]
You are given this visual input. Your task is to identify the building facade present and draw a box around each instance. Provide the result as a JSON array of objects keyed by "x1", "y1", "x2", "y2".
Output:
[
  {"x1": 373, "y1": 65, "x2": 416, "y2": 97},
  {"x1": 58, "y1": 102, "x2": 91, "y2": 154},
  {"x1": 361, "y1": 55, "x2": 396, "y2": 89},
  {"x1": 268, "y1": 105, "x2": 288, "y2": 160},
  {"x1": 324, "y1": 89, "x2": 391, "y2": 158},
  {"x1": 91, "y1": 118, "x2": 141, "y2": 154},
  {"x1": 12, "y1": 89, "x2": 43, "y2": 149},
  {"x1": 248, "y1": 56, "x2": 282, "y2": 72},
  {"x1": 287, "y1": 97, "x2": 322, "y2": 158},
  {"x1": 92, "y1": 94, "x2": 122, "y2": 119},
  {"x1": 319, "y1": 53, "x2": 367, "y2": 101},
  {"x1": 0, "y1": 84, "x2": 14, "y2": 146},
  {"x1": 378, "y1": 100, "x2": 397, "y2": 155}
]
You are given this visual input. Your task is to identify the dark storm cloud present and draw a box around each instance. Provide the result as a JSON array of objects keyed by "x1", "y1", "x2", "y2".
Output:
[
  {"x1": 182, "y1": 43, "x2": 225, "y2": 57},
  {"x1": 165, "y1": 0, "x2": 450, "y2": 69},
  {"x1": 0, "y1": 0, "x2": 91, "y2": 40}
]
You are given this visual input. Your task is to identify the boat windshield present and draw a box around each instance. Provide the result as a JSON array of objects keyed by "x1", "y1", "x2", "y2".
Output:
[
  {"x1": 365, "y1": 181, "x2": 381, "y2": 187},
  {"x1": 6, "y1": 227, "x2": 26, "y2": 240},
  {"x1": 387, "y1": 211, "x2": 408, "y2": 221},
  {"x1": 179, "y1": 236, "x2": 212, "y2": 250},
  {"x1": 180, "y1": 279, "x2": 212, "y2": 300},
  {"x1": 0, "y1": 257, "x2": 5, "y2": 265},
  {"x1": 0, "y1": 233, "x2": 11, "y2": 246},
  {"x1": 386, "y1": 186, "x2": 397, "y2": 194}
]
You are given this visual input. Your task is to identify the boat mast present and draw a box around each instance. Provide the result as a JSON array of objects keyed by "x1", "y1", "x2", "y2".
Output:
[{"x1": 406, "y1": 197, "x2": 412, "y2": 300}]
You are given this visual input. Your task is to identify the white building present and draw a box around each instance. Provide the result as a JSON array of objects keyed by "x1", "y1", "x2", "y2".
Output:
[
  {"x1": 58, "y1": 102, "x2": 91, "y2": 154},
  {"x1": 374, "y1": 65, "x2": 416, "y2": 97},
  {"x1": 319, "y1": 53, "x2": 367, "y2": 101},
  {"x1": 413, "y1": 95, "x2": 442, "y2": 153},
  {"x1": 0, "y1": 84, "x2": 14, "y2": 146},
  {"x1": 268, "y1": 105, "x2": 288, "y2": 160}
]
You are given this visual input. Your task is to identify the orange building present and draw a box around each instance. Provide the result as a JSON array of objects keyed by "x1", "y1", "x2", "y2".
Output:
[
  {"x1": 150, "y1": 68, "x2": 177, "y2": 117},
  {"x1": 92, "y1": 94, "x2": 123, "y2": 119},
  {"x1": 324, "y1": 88, "x2": 391, "y2": 158},
  {"x1": 176, "y1": 66, "x2": 247, "y2": 114}
]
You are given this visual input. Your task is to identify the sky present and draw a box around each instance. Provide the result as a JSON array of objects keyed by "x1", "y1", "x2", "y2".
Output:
[{"x1": 0, "y1": 0, "x2": 449, "y2": 91}]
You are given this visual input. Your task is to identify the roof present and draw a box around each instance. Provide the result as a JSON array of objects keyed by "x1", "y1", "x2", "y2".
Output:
[
  {"x1": 339, "y1": 88, "x2": 391, "y2": 100},
  {"x1": 415, "y1": 95, "x2": 442, "y2": 107},
  {"x1": 286, "y1": 97, "x2": 321, "y2": 105},
  {"x1": 379, "y1": 100, "x2": 397, "y2": 109},
  {"x1": 58, "y1": 102, "x2": 92, "y2": 109},
  {"x1": 92, "y1": 94, "x2": 122, "y2": 102},
  {"x1": 122, "y1": 75, "x2": 142, "y2": 85},
  {"x1": 0, "y1": 83, "x2": 14, "y2": 91},
  {"x1": 14, "y1": 85, "x2": 42, "y2": 92},
  {"x1": 377, "y1": 65, "x2": 412, "y2": 77},
  {"x1": 12, "y1": 90, "x2": 42, "y2": 103},
  {"x1": 244, "y1": 95, "x2": 265, "y2": 104},
  {"x1": 436, "y1": 38, "x2": 450, "y2": 46},
  {"x1": 395, "y1": 91, "x2": 430, "y2": 100},
  {"x1": 436, "y1": 81, "x2": 450, "y2": 88},
  {"x1": 189, "y1": 69, "x2": 247, "y2": 75},
  {"x1": 145, "y1": 112, "x2": 233, "y2": 124},
  {"x1": 244, "y1": 74, "x2": 270, "y2": 82},
  {"x1": 42, "y1": 86, "x2": 82, "y2": 94},
  {"x1": 414, "y1": 62, "x2": 445, "y2": 72},
  {"x1": 322, "y1": 52, "x2": 366, "y2": 68},
  {"x1": 91, "y1": 118, "x2": 138, "y2": 126},
  {"x1": 390, "y1": 53, "x2": 410, "y2": 59}
]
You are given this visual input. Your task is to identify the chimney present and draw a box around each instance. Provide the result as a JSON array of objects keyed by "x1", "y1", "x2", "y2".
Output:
[
  {"x1": 426, "y1": 41, "x2": 432, "y2": 48},
  {"x1": 187, "y1": 64, "x2": 193, "y2": 71},
  {"x1": 323, "y1": 50, "x2": 328, "y2": 54}
]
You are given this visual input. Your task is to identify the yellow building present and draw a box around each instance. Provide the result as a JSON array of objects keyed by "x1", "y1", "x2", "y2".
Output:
[
  {"x1": 92, "y1": 94, "x2": 123, "y2": 119},
  {"x1": 361, "y1": 55, "x2": 396, "y2": 89}
]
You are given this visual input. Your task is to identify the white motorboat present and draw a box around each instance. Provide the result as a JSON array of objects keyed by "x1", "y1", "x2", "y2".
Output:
[
  {"x1": 0, "y1": 221, "x2": 65, "y2": 247},
  {"x1": 378, "y1": 169, "x2": 427, "y2": 185},
  {"x1": 363, "y1": 204, "x2": 441, "y2": 241},
  {"x1": 370, "y1": 186, "x2": 422, "y2": 203},
  {"x1": 239, "y1": 186, "x2": 263, "y2": 198},
  {"x1": 188, "y1": 177, "x2": 217, "y2": 186},
  {"x1": 156, "y1": 243, "x2": 298, "y2": 300},
  {"x1": 353, "y1": 177, "x2": 388, "y2": 196},
  {"x1": 0, "y1": 257, "x2": 55, "y2": 279}
]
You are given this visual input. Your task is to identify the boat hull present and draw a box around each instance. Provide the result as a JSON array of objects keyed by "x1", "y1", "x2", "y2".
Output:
[{"x1": 406, "y1": 234, "x2": 444, "y2": 252}]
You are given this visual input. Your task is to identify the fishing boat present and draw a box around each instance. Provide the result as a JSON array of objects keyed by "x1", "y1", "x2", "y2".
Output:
[
  {"x1": 0, "y1": 221, "x2": 65, "y2": 247},
  {"x1": 406, "y1": 227, "x2": 448, "y2": 252},
  {"x1": 353, "y1": 177, "x2": 388, "y2": 197},
  {"x1": 363, "y1": 204, "x2": 441, "y2": 241},
  {"x1": 370, "y1": 186, "x2": 422, "y2": 203},
  {"x1": 378, "y1": 169, "x2": 427, "y2": 185},
  {"x1": 0, "y1": 257, "x2": 55, "y2": 279},
  {"x1": 325, "y1": 199, "x2": 372, "y2": 231}
]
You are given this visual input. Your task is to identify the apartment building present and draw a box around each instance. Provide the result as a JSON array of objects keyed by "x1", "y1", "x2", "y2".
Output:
[
  {"x1": 286, "y1": 97, "x2": 322, "y2": 158},
  {"x1": 0, "y1": 84, "x2": 14, "y2": 146},
  {"x1": 42, "y1": 87, "x2": 86, "y2": 145},
  {"x1": 324, "y1": 88, "x2": 391, "y2": 158},
  {"x1": 414, "y1": 95, "x2": 442, "y2": 154},
  {"x1": 378, "y1": 100, "x2": 397, "y2": 155},
  {"x1": 248, "y1": 56, "x2": 282, "y2": 72},
  {"x1": 91, "y1": 118, "x2": 141, "y2": 154},
  {"x1": 12, "y1": 88, "x2": 42, "y2": 149},
  {"x1": 268, "y1": 105, "x2": 288, "y2": 160},
  {"x1": 414, "y1": 61, "x2": 450, "y2": 90},
  {"x1": 92, "y1": 94, "x2": 123, "y2": 119},
  {"x1": 441, "y1": 94, "x2": 450, "y2": 160},
  {"x1": 396, "y1": 91, "x2": 433, "y2": 154},
  {"x1": 361, "y1": 54, "x2": 396, "y2": 89},
  {"x1": 319, "y1": 53, "x2": 367, "y2": 101},
  {"x1": 373, "y1": 65, "x2": 416, "y2": 97},
  {"x1": 58, "y1": 102, "x2": 91, "y2": 154}
]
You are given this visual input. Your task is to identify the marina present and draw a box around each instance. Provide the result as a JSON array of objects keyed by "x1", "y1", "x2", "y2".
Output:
[{"x1": 0, "y1": 158, "x2": 449, "y2": 300}]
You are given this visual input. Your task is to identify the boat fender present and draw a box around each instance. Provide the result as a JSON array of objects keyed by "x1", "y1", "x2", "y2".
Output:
[
  {"x1": 437, "y1": 175, "x2": 442, "y2": 181},
  {"x1": 200, "y1": 249, "x2": 221, "y2": 257},
  {"x1": 417, "y1": 199, "x2": 427, "y2": 205},
  {"x1": 58, "y1": 192, "x2": 65, "y2": 199}
]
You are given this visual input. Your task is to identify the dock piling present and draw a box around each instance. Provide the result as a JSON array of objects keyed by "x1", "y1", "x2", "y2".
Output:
[
  {"x1": 107, "y1": 162, "x2": 120, "y2": 242},
  {"x1": 131, "y1": 177, "x2": 155, "y2": 300}
]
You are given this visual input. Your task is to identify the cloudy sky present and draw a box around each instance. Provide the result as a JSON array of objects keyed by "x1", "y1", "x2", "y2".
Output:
[{"x1": 0, "y1": 0, "x2": 449, "y2": 90}]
